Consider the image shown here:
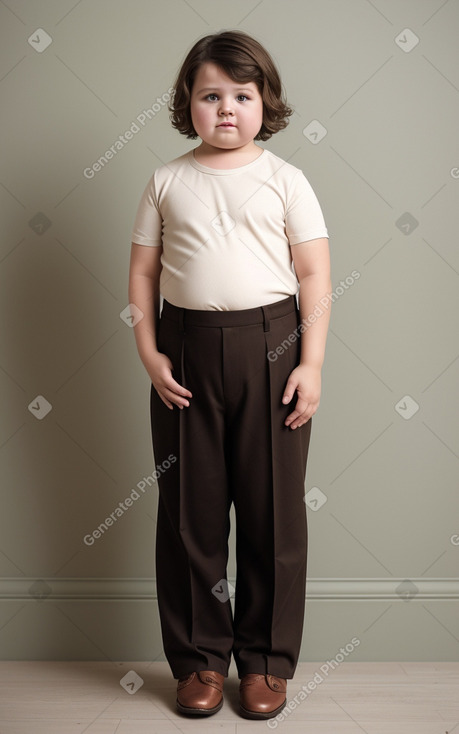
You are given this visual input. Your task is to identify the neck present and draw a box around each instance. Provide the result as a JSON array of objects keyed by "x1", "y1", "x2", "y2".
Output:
[{"x1": 193, "y1": 142, "x2": 262, "y2": 168}]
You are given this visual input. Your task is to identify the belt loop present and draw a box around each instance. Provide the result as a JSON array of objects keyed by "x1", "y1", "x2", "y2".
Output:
[
  {"x1": 178, "y1": 307, "x2": 185, "y2": 334},
  {"x1": 262, "y1": 305, "x2": 270, "y2": 332}
]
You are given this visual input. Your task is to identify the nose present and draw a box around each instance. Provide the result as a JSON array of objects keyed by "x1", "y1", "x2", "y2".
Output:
[{"x1": 219, "y1": 98, "x2": 234, "y2": 116}]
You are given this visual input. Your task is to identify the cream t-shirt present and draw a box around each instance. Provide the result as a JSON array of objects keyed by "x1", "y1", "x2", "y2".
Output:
[{"x1": 131, "y1": 147, "x2": 329, "y2": 311}]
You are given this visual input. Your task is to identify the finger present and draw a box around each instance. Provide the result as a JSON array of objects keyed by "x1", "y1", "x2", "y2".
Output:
[
  {"x1": 287, "y1": 415, "x2": 308, "y2": 430},
  {"x1": 282, "y1": 382, "x2": 297, "y2": 404},
  {"x1": 288, "y1": 404, "x2": 317, "y2": 429},
  {"x1": 284, "y1": 409, "x2": 301, "y2": 425},
  {"x1": 285, "y1": 410, "x2": 311, "y2": 428},
  {"x1": 162, "y1": 386, "x2": 191, "y2": 408},
  {"x1": 156, "y1": 383, "x2": 187, "y2": 408},
  {"x1": 284, "y1": 399, "x2": 310, "y2": 425},
  {"x1": 283, "y1": 371, "x2": 302, "y2": 403},
  {"x1": 166, "y1": 376, "x2": 193, "y2": 399}
]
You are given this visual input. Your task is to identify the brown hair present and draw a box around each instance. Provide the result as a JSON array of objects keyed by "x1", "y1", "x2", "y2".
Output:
[{"x1": 168, "y1": 30, "x2": 293, "y2": 141}]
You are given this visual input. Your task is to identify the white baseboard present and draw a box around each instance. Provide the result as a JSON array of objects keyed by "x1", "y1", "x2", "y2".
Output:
[{"x1": 1, "y1": 577, "x2": 458, "y2": 601}]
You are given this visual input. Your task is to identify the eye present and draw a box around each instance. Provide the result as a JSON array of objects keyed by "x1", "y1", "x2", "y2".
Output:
[
  {"x1": 237, "y1": 95, "x2": 249, "y2": 102},
  {"x1": 205, "y1": 94, "x2": 218, "y2": 101}
]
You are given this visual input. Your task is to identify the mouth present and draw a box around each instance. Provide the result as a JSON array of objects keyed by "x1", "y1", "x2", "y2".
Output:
[{"x1": 218, "y1": 123, "x2": 235, "y2": 127}]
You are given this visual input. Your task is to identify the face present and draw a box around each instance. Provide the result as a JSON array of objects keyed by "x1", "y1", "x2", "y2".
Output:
[{"x1": 190, "y1": 62, "x2": 264, "y2": 151}]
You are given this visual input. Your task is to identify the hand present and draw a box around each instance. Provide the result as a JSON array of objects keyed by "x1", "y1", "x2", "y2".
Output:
[
  {"x1": 145, "y1": 352, "x2": 192, "y2": 411},
  {"x1": 282, "y1": 364, "x2": 321, "y2": 429}
]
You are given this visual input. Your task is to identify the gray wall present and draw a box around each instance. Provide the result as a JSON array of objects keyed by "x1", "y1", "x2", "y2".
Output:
[{"x1": 0, "y1": 0, "x2": 458, "y2": 662}]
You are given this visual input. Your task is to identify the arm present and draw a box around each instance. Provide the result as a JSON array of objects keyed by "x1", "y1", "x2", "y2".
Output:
[
  {"x1": 128, "y1": 243, "x2": 192, "y2": 410},
  {"x1": 282, "y1": 237, "x2": 332, "y2": 429},
  {"x1": 128, "y1": 242, "x2": 162, "y2": 365}
]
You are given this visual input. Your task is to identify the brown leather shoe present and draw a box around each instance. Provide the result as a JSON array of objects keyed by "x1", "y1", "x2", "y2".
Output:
[
  {"x1": 239, "y1": 673, "x2": 287, "y2": 719},
  {"x1": 176, "y1": 670, "x2": 224, "y2": 716}
]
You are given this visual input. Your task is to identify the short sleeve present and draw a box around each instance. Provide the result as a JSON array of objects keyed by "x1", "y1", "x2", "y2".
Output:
[
  {"x1": 285, "y1": 171, "x2": 329, "y2": 245},
  {"x1": 130, "y1": 174, "x2": 163, "y2": 246}
]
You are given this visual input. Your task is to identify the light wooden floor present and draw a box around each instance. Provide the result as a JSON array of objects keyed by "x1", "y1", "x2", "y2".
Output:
[{"x1": 0, "y1": 661, "x2": 458, "y2": 732}]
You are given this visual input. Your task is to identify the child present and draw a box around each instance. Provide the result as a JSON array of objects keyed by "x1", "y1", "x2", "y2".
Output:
[{"x1": 128, "y1": 30, "x2": 331, "y2": 720}]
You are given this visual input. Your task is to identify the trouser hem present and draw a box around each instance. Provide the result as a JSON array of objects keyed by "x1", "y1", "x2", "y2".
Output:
[
  {"x1": 235, "y1": 659, "x2": 297, "y2": 680},
  {"x1": 169, "y1": 659, "x2": 230, "y2": 679}
]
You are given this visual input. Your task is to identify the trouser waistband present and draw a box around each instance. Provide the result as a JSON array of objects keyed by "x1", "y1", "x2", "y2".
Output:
[{"x1": 160, "y1": 294, "x2": 297, "y2": 332}]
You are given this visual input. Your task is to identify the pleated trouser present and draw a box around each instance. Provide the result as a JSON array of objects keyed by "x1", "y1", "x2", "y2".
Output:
[{"x1": 149, "y1": 294, "x2": 312, "y2": 680}]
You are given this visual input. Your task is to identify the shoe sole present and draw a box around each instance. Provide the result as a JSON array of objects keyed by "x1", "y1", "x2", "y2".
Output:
[
  {"x1": 239, "y1": 698, "x2": 287, "y2": 720},
  {"x1": 176, "y1": 697, "x2": 223, "y2": 716}
]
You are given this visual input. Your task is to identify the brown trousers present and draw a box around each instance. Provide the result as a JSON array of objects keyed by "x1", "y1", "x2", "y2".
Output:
[{"x1": 150, "y1": 294, "x2": 311, "y2": 680}]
